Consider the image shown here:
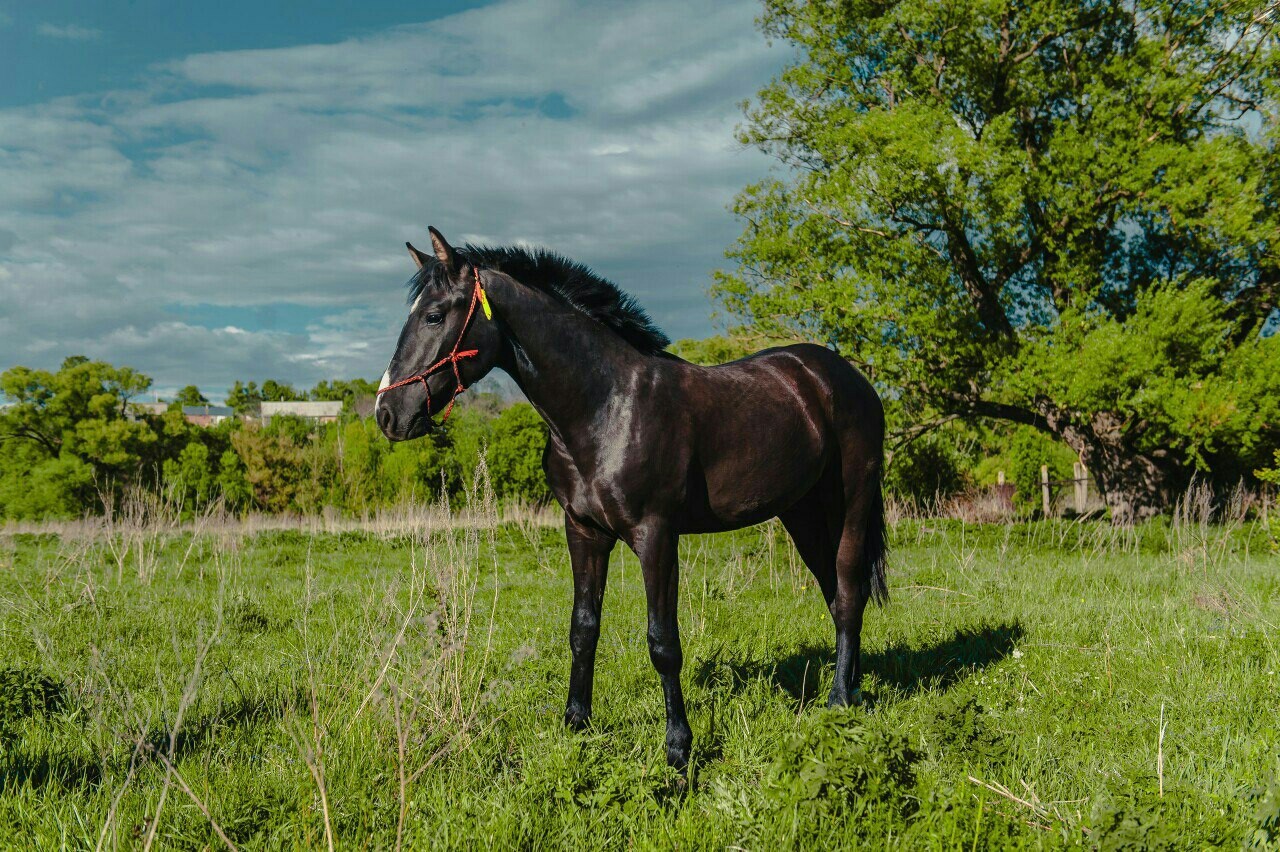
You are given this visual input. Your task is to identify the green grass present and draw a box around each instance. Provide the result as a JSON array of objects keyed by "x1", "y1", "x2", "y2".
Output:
[{"x1": 1, "y1": 514, "x2": 1277, "y2": 849}]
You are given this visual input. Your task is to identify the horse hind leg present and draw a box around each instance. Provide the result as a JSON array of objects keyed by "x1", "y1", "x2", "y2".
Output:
[
  {"x1": 829, "y1": 468, "x2": 888, "y2": 707},
  {"x1": 778, "y1": 490, "x2": 837, "y2": 606}
]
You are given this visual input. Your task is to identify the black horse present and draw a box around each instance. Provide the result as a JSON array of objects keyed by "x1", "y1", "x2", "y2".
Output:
[{"x1": 376, "y1": 228, "x2": 887, "y2": 770}]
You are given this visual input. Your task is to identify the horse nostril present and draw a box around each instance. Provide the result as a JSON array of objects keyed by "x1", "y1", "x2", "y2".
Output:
[{"x1": 376, "y1": 402, "x2": 393, "y2": 433}]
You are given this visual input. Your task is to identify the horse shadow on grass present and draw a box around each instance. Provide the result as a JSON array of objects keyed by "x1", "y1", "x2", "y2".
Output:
[{"x1": 692, "y1": 621, "x2": 1025, "y2": 708}]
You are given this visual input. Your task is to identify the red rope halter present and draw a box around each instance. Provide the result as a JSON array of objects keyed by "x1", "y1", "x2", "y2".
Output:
[{"x1": 376, "y1": 264, "x2": 486, "y2": 423}]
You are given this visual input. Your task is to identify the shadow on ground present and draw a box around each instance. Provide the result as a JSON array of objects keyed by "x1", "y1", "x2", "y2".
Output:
[
  {"x1": 693, "y1": 621, "x2": 1025, "y2": 707},
  {"x1": 0, "y1": 687, "x2": 299, "y2": 794}
]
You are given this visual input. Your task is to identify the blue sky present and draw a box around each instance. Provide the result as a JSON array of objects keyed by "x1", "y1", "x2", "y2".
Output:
[{"x1": 0, "y1": 0, "x2": 784, "y2": 400}]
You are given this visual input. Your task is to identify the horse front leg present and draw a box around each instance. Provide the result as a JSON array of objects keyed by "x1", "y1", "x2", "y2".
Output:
[
  {"x1": 564, "y1": 514, "x2": 615, "y2": 730},
  {"x1": 631, "y1": 521, "x2": 692, "y2": 771}
]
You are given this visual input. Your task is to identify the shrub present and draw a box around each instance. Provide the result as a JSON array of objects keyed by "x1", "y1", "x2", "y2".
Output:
[
  {"x1": 230, "y1": 427, "x2": 311, "y2": 513},
  {"x1": 162, "y1": 441, "x2": 219, "y2": 510},
  {"x1": 762, "y1": 711, "x2": 920, "y2": 832},
  {"x1": 0, "y1": 666, "x2": 69, "y2": 737},
  {"x1": 887, "y1": 430, "x2": 971, "y2": 505},
  {"x1": 486, "y1": 403, "x2": 550, "y2": 504},
  {"x1": 1006, "y1": 427, "x2": 1077, "y2": 515}
]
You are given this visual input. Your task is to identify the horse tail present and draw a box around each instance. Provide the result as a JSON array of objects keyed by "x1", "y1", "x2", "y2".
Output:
[{"x1": 864, "y1": 468, "x2": 889, "y2": 606}]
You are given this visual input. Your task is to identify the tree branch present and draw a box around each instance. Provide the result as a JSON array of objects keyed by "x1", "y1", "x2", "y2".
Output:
[
  {"x1": 0, "y1": 426, "x2": 60, "y2": 457},
  {"x1": 938, "y1": 209, "x2": 1017, "y2": 340}
]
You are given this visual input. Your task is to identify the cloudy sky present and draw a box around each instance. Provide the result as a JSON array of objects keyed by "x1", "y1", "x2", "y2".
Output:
[{"x1": 0, "y1": 0, "x2": 784, "y2": 400}]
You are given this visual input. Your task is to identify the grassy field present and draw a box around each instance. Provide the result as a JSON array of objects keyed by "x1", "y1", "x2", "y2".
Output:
[{"x1": 1, "y1": 505, "x2": 1278, "y2": 849}]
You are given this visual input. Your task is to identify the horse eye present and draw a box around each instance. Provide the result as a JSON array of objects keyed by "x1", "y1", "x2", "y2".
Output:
[{"x1": 425, "y1": 312, "x2": 444, "y2": 325}]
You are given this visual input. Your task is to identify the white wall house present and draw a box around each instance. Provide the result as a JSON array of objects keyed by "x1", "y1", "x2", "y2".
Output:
[{"x1": 259, "y1": 400, "x2": 343, "y2": 423}]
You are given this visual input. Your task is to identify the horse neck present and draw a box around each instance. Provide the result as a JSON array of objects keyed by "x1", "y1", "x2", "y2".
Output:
[{"x1": 486, "y1": 274, "x2": 644, "y2": 441}]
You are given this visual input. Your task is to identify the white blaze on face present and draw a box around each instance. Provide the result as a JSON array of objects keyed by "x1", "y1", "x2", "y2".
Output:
[{"x1": 375, "y1": 369, "x2": 391, "y2": 414}]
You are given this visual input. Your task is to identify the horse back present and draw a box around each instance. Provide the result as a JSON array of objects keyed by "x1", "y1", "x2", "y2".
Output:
[{"x1": 674, "y1": 343, "x2": 882, "y2": 530}]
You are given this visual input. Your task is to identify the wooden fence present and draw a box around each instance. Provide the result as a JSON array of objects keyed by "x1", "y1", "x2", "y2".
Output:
[
  {"x1": 994, "y1": 463, "x2": 1093, "y2": 515},
  {"x1": 1046, "y1": 462, "x2": 1092, "y2": 515}
]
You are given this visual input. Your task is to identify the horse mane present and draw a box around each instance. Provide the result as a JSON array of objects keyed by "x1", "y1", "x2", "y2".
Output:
[{"x1": 407, "y1": 245, "x2": 671, "y2": 356}]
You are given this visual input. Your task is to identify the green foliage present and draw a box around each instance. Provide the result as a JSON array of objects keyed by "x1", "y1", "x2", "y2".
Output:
[
  {"x1": 216, "y1": 447, "x2": 252, "y2": 510},
  {"x1": 0, "y1": 357, "x2": 156, "y2": 517},
  {"x1": 887, "y1": 428, "x2": 973, "y2": 504},
  {"x1": 1, "y1": 357, "x2": 567, "y2": 520},
  {"x1": 0, "y1": 453, "x2": 95, "y2": 520},
  {"x1": 263, "y1": 412, "x2": 313, "y2": 445},
  {"x1": 667, "y1": 333, "x2": 787, "y2": 366},
  {"x1": 1, "y1": 357, "x2": 152, "y2": 465},
  {"x1": 0, "y1": 666, "x2": 68, "y2": 737},
  {"x1": 718, "y1": 0, "x2": 1280, "y2": 520},
  {"x1": 162, "y1": 442, "x2": 219, "y2": 509},
  {"x1": 225, "y1": 380, "x2": 263, "y2": 415},
  {"x1": 260, "y1": 379, "x2": 304, "y2": 402},
  {"x1": 1246, "y1": 760, "x2": 1280, "y2": 850},
  {"x1": 487, "y1": 404, "x2": 550, "y2": 503},
  {"x1": 230, "y1": 426, "x2": 312, "y2": 513},
  {"x1": 442, "y1": 406, "x2": 495, "y2": 496},
  {"x1": 1008, "y1": 280, "x2": 1280, "y2": 480},
  {"x1": 1256, "y1": 450, "x2": 1280, "y2": 551},
  {"x1": 1005, "y1": 427, "x2": 1078, "y2": 514},
  {"x1": 1086, "y1": 790, "x2": 1202, "y2": 851},
  {"x1": 173, "y1": 384, "x2": 208, "y2": 406},
  {"x1": 1258, "y1": 451, "x2": 1280, "y2": 489},
  {"x1": 762, "y1": 711, "x2": 919, "y2": 829},
  {"x1": 226, "y1": 377, "x2": 307, "y2": 414},
  {"x1": 309, "y1": 378, "x2": 379, "y2": 410},
  {"x1": 925, "y1": 696, "x2": 1004, "y2": 765}
]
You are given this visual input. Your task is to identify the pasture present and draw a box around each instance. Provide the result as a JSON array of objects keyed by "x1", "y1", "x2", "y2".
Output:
[{"x1": 1, "y1": 506, "x2": 1277, "y2": 849}]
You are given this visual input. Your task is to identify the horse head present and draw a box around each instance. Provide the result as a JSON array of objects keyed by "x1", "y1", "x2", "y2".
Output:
[{"x1": 375, "y1": 227, "x2": 504, "y2": 440}]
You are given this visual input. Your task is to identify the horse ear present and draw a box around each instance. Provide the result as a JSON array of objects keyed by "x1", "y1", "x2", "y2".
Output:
[
  {"x1": 427, "y1": 226, "x2": 460, "y2": 278},
  {"x1": 406, "y1": 241, "x2": 430, "y2": 270}
]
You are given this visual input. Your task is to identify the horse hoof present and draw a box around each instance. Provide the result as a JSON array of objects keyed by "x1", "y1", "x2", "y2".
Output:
[
  {"x1": 564, "y1": 709, "x2": 590, "y2": 731},
  {"x1": 826, "y1": 688, "x2": 871, "y2": 710}
]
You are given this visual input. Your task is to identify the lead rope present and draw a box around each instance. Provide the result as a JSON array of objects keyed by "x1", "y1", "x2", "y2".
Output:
[{"x1": 376, "y1": 264, "x2": 486, "y2": 423}]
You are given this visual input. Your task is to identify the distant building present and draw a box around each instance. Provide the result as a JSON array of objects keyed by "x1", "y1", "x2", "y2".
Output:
[
  {"x1": 133, "y1": 401, "x2": 169, "y2": 417},
  {"x1": 129, "y1": 401, "x2": 236, "y2": 426},
  {"x1": 183, "y1": 405, "x2": 235, "y2": 427},
  {"x1": 259, "y1": 400, "x2": 343, "y2": 423}
]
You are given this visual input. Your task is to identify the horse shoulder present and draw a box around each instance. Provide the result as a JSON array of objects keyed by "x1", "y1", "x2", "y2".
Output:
[{"x1": 543, "y1": 434, "x2": 579, "y2": 501}]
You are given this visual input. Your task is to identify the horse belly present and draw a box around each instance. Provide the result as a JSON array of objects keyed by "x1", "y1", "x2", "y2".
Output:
[{"x1": 688, "y1": 432, "x2": 827, "y2": 532}]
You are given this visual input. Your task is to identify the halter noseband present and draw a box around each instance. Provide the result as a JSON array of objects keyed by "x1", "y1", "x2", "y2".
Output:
[{"x1": 376, "y1": 263, "x2": 489, "y2": 423}]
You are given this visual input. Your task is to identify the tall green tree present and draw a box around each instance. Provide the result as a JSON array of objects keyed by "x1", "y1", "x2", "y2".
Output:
[
  {"x1": 173, "y1": 385, "x2": 209, "y2": 406},
  {"x1": 225, "y1": 378, "x2": 303, "y2": 413},
  {"x1": 225, "y1": 380, "x2": 262, "y2": 416},
  {"x1": 717, "y1": 0, "x2": 1280, "y2": 521},
  {"x1": 309, "y1": 378, "x2": 379, "y2": 410},
  {"x1": 487, "y1": 403, "x2": 551, "y2": 503},
  {"x1": 0, "y1": 357, "x2": 162, "y2": 516},
  {"x1": 0, "y1": 357, "x2": 156, "y2": 477},
  {"x1": 260, "y1": 379, "x2": 304, "y2": 402}
]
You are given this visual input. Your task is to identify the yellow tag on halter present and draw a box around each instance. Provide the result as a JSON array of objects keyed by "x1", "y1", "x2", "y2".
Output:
[{"x1": 478, "y1": 286, "x2": 492, "y2": 320}]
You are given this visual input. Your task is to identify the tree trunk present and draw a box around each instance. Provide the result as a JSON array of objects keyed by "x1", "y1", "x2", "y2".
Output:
[
  {"x1": 1044, "y1": 409, "x2": 1182, "y2": 525},
  {"x1": 954, "y1": 396, "x2": 1186, "y2": 523},
  {"x1": 1081, "y1": 443, "x2": 1179, "y2": 524}
]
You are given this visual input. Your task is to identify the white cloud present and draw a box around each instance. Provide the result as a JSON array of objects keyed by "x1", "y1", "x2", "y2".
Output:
[
  {"x1": 0, "y1": 0, "x2": 784, "y2": 399},
  {"x1": 36, "y1": 23, "x2": 103, "y2": 41}
]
